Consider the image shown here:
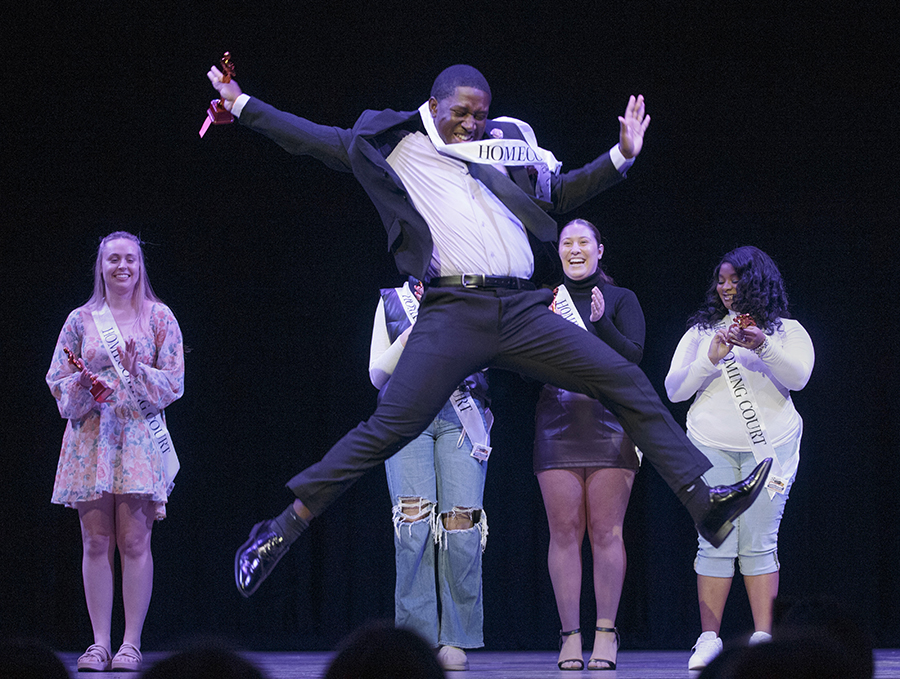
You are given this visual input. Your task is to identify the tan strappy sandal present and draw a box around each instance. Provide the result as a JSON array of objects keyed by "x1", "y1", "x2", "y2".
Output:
[
  {"x1": 111, "y1": 642, "x2": 142, "y2": 672},
  {"x1": 76, "y1": 644, "x2": 111, "y2": 672}
]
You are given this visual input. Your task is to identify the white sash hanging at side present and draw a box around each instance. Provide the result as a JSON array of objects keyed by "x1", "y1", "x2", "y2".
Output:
[
  {"x1": 396, "y1": 283, "x2": 492, "y2": 461},
  {"x1": 93, "y1": 303, "x2": 180, "y2": 492}
]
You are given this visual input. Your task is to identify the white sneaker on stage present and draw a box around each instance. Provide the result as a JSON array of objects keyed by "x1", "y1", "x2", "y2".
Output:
[
  {"x1": 749, "y1": 630, "x2": 772, "y2": 645},
  {"x1": 688, "y1": 631, "x2": 723, "y2": 670},
  {"x1": 437, "y1": 645, "x2": 469, "y2": 671}
]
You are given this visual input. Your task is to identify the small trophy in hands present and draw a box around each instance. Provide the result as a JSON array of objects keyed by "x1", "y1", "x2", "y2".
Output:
[
  {"x1": 729, "y1": 313, "x2": 757, "y2": 342},
  {"x1": 199, "y1": 51, "x2": 235, "y2": 138},
  {"x1": 64, "y1": 347, "x2": 114, "y2": 403}
]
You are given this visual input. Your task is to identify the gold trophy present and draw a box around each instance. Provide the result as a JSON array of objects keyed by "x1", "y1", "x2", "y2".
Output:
[
  {"x1": 199, "y1": 52, "x2": 235, "y2": 138},
  {"x1": 64, "y1": 347, "x2": 114, "y2": 403}
]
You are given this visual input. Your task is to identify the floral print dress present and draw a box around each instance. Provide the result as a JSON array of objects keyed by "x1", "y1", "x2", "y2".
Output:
[{"x1": 46, "y1": 303, "x2": 184, "y2": 519}]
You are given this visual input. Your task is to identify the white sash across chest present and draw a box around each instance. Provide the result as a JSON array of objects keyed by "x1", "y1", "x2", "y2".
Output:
[
  {"x1": 418, "y1": 102, "x2": 560, "y2": 202},
  {"x1": 713, "y1": 319, "x2": 787, "y2": 498},
  {"x1": 93, "y1": 303, "x2": 179, "y2": 492},
  {"x1": 550, "y1": 284, "x2": 587, "y2": 330}
]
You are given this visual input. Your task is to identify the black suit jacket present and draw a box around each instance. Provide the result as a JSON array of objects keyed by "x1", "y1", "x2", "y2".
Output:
[{"x1": 239, "y1": 99, "x2": 625, "y2": 280}]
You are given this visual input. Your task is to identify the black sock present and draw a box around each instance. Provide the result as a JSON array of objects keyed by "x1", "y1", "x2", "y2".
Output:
[
  {"x1": 272, "y1": 504, "x2": 309, "y2": 545},
  {"x1": 678, "y1": 476, "x2": 711, "y2": 524}
]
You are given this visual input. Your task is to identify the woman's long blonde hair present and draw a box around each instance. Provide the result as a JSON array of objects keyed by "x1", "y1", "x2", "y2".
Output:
[{"x1": 83, "y1": 231, "x2": 162, "y2": 330}]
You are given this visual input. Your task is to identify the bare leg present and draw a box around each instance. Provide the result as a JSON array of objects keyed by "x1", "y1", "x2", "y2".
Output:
[
  {"x1": 745, "y1": 571, "x2": 779, "y2": 634},
  {"x1": 698, "y1": 574, "x2": 733, "y2": 634},
  {"x1": 115, "y1": 495, "x2": 154, "y2": 649},
  {"x1": 538, "y1": 469, "x2": 587, "y2": 669},
  {"x1": 585, "y1": 467, "x2": 634, "y2": 667},
  {"x1": 442, "y1": 511, "x2": 474, "y2": 531},
  {"x1": 77, "y1": 494, "x2": 116, "y2": 652}
]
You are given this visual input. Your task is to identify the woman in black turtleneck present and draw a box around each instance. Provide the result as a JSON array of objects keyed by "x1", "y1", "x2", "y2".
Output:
[{"x1": 535, "y1": 218, "x2": 645, "y2": 671}]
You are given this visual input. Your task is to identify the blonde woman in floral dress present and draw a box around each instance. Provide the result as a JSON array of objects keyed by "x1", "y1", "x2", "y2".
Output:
[{"x1": 46, "y1": 231, "x2": 184, "y2": 672}]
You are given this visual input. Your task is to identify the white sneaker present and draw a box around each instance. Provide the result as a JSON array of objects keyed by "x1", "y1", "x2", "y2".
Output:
[
  {"x1": 437, "y1": 645, "x2": 469, "y2": 671},
  {"x1": 749, "y1": 630, "x2": 772, "y2": 645},
  {"x1": 688, "y1": 631, "x2": 723, "y2": 670}
]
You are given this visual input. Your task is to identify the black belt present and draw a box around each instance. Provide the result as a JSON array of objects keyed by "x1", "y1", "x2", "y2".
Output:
[{"x1": 429, "y1": 275, "x2": 535, "y2": 290}]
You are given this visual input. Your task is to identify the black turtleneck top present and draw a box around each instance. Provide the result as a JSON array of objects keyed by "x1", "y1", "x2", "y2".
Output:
[
  {"x1": 559, "y1": 269, "x2": 645, "y2": 364},
  {"x1": 533, "y1": 269, "x2": 646, "y2": 472}
]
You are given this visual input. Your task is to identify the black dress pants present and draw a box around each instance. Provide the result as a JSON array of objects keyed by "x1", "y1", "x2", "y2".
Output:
[{"x1": 288, "y1": 286, "x2": 711, "y2": 516}]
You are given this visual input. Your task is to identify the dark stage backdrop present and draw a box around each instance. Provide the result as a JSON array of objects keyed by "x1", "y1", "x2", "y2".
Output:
[{"x1": 4, "y1": 2, "x2": 896, "y2": 653}]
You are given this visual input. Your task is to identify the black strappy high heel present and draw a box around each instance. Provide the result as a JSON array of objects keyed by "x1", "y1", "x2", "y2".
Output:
[
  {"x1": 588, "y1": 626, "x2": 620, "y2": 670},
  {"x1": 558, "y1": 628, "x2": 584, "y2": 671}
]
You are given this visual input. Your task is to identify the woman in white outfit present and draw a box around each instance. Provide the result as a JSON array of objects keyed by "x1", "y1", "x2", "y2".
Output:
[{"x1": 665, "y1": 246, "x2": 814, "y2": 670}]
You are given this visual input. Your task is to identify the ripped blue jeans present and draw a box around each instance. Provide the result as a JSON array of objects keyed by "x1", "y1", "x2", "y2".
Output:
[{"x1": 384, "y1": 399, "x2": 489, "y2": 649}]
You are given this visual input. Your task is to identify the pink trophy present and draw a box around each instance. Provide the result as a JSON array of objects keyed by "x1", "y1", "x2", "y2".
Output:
[
  {"x1": 199, "y1": 51, "x2": 236, "y2": 138},
  {"x1": 64, "y1": 347, "x2": 114, "y2": 403}
]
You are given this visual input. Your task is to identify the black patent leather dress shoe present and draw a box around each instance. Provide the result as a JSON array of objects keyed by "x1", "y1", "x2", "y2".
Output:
[
  {"x1": 234, "y1": 520, "x2": 290, "y2": 598},
  {"x1": 696, "y1": 458, "x2": 773, "y2": 548}
]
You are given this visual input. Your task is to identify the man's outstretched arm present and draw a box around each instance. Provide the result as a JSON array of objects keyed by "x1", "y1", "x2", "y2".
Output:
[{"x1": 206, "y1": 65, "x2": 355, "y2": 173}]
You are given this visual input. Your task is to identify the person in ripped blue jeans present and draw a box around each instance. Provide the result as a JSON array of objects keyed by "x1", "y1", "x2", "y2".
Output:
[{"x1": 369, "y1": 279, "x2": 492, "y2": 672}]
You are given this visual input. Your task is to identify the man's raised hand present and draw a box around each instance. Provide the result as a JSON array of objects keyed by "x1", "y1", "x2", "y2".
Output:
[{"x1": 618, "y1": 94, "x2": 650, "y2": 159}]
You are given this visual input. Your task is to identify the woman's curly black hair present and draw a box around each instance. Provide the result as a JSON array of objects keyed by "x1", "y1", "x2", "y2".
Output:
[{"x1": 687, "y1": 246, "x2": 790, "y2": 333}]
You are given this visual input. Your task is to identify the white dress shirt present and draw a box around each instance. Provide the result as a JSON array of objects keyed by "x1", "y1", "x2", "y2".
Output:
[{"x1": 387, "y1": 131, "x2": 535, "y2": 279}]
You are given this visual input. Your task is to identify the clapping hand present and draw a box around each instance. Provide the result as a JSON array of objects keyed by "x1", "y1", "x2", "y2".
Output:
[
  {"x1": 120, "y1": 338, "x2": 138, "y2": 375},
  {"x1": 589, "y1": 286, "x2": 605, "y2": 322}
]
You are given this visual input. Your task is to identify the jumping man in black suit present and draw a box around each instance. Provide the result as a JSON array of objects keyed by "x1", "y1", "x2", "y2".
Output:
[{"x1": 205, "y1": 64, "x2": 772, "y2": 597}]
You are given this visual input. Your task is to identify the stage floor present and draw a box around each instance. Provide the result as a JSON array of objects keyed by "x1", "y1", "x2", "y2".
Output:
[{"x1": 58, "y1": 648, "x2": 900, "y2": 677}]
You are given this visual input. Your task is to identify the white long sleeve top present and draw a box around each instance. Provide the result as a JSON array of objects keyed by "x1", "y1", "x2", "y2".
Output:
[
  {"x1": 369, "y1": 296, "x2": 408, "y2": 390},
  {"x1": 665, "y1": 312, "x2": 814, "y2": 453}
]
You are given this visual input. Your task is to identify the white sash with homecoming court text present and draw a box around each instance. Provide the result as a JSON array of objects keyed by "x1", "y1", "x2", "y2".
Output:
[
  {"x1": 716, "y1": 324, "x2": 788, "y2": 498},
  {"x1": 93, "y1": 303, "x2": 180, "y2": 492}
]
